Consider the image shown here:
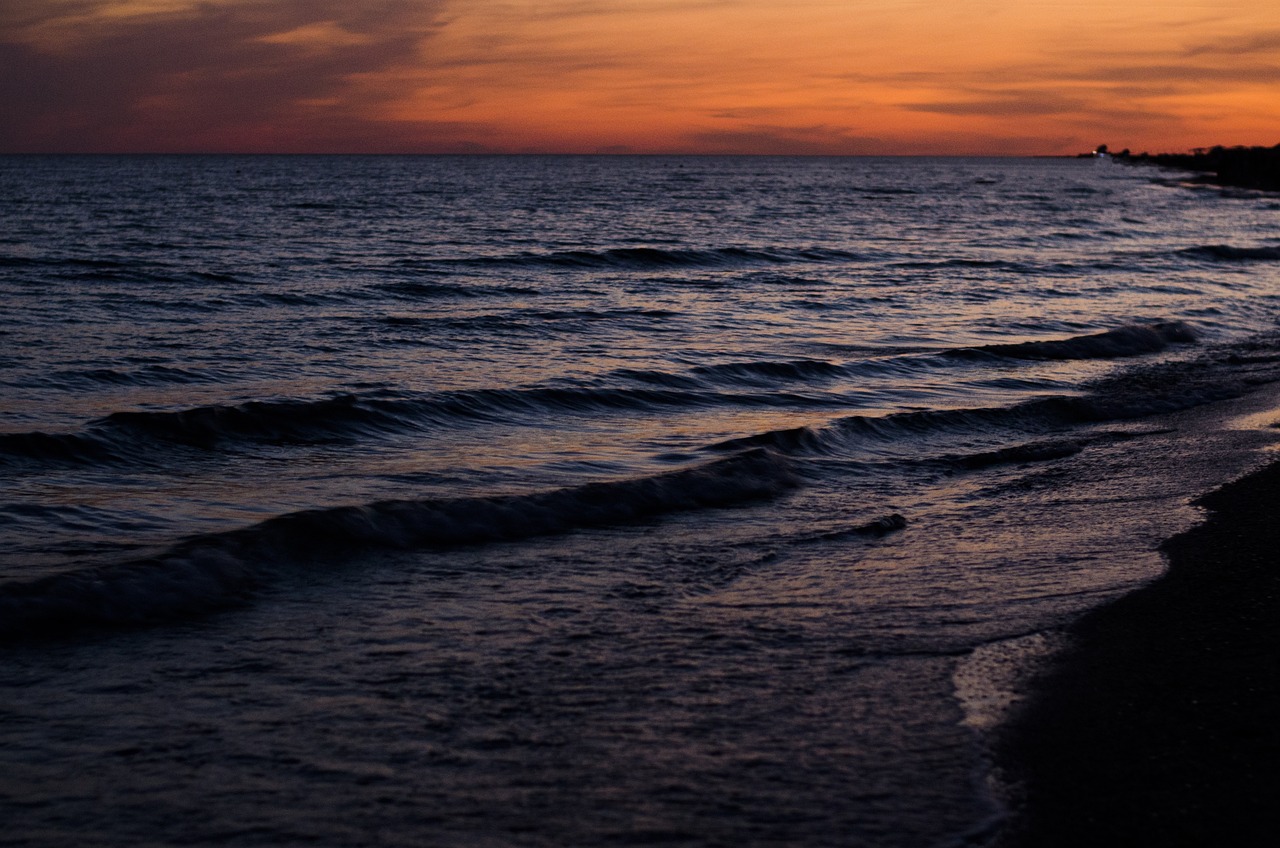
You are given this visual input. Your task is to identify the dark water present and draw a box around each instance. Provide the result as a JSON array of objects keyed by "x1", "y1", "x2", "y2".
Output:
[{"x1": 3, "y1": 155, "x2": 1280, "y2": 846}]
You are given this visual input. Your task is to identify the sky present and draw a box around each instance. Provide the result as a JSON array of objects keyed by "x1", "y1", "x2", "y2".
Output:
[{"x1": 1, "y1": 1, "x2": 1277, "y2": 155}]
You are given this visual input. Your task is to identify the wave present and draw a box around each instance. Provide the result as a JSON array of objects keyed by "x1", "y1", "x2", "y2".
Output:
[
  {"x1": 0, "y1": 317, "x2": 1227, "y2": 474},
  {"x1": 2, "y1": 256, "x2": 129, "y2": 271},
  {"x1": 894, "y1": 258, "x2": 1028, "y2": 271},
  {"x1": 4, "y1": 256, "x2": 257, "y2": 287},
  {"x1": 378, "y1": 279, "x2": 541, "y2": 299},
  {"x1": 950, "y1": 321, "x2": 1196, "y2": 361},
  {"x1": 1179, "y1": 244, "x2": 1280, "y2": 262},
  {"x1": 691, "y1": 359, "x2": 848, "y2": 384},
  {"x1": 705, "y1": 375, "x2": 1245, "y2": 459},
  {"x1": 1, "y1": 383, "x2": 852, "y2": 469},
  {"x1": 612, "y1": 370, "x2": 704, "y2": 391},
  {"x1": 627, "y1": 354, "x2": 949, "y2": 392},
  {"x1": 10, "y1": 364, "x2": 231, "y2": 390},
  {"x1": 0, "y1": 431, "x2": 120, "y2": 466},
  {"x1": 0, "y1": 395, "x2": 412, "y2": 467},
  {"x1": 706, "y1": 407, "x2": 1031, "y2": 456},
  {"x1": 0, "y1": 450, "x2": 797, "y2": 641},
  {"x1": 855, "y1": 187, "x2": 920, "y2": 196},
  {"x1": 945, "y1": 440, "x2": 1083, "y2": 470},
  {"x1": 802, "y1": 513, "x2": 908, "y2": 543},
  {"x1": 99, "y1": 395, "x2": 412, "y2": 448},
  {"x1": 425, "y1": 386, "x2": 720, "y2": 420},
  {"x1": 425, "y1": 245, "x2": 864, "y2": 271}
]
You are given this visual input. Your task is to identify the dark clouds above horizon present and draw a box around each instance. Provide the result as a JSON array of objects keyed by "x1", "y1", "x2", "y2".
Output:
[{"x1": 0, "y1": 1, "x2": 470, "y2": 151}]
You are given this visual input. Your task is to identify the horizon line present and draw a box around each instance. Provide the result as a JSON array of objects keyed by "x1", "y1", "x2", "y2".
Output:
[{"x1": 0, "y1": 150, "x2": 1115, "y2": 158}]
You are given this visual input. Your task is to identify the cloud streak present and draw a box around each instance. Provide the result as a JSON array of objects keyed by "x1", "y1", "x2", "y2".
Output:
[
  {"x1": 905, "y1": 92, "x2": 1088, "y2": 118},
  {"x1": 1184, "y1": 29, "x2": 1280, "y2": 57}
]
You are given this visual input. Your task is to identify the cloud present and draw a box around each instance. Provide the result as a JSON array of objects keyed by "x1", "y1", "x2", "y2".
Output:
[
  {"x1": 1063, "y1": 62, "x2": 1280, "y2": 86},
  {"x1": 450, "y1": 0, "x2": 741, "y2": 27},
  {"x1": 905, "y1": 92, "x2": 1088, "y2": 118},
  {"x1": 685, "y1": 124, "x2": 882, "y2": 156},
  {"x1": 0, "y1": 1, "x2": 449, "y2": 151},
  {"x1": 1185, "y1": 30, "x2": 1280, "y2": 57}
]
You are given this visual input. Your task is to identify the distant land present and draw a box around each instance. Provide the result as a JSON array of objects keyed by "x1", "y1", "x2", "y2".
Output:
[{"x1": 1081, "y1": 143, "x2": 1280, "y2": 191}]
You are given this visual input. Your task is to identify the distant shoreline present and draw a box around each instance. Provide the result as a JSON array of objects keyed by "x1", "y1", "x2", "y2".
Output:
[{"x1": 1094, "y1": 144, "x2": 1280, "y2": 191}]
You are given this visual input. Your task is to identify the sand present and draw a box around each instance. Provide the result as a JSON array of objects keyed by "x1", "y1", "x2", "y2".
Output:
[{"x1": 995, "y1": 457, "x2": 1280, "y2": 846}]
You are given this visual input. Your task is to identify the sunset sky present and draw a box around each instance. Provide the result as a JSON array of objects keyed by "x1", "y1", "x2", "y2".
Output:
[{"x1": 2, "y1": 1, "x2": 1277, "y2": 155}]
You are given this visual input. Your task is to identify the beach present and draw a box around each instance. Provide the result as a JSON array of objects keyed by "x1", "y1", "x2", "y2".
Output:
[{"x1": 996, "y1": 427, "x2": 1280, "y2": 845}]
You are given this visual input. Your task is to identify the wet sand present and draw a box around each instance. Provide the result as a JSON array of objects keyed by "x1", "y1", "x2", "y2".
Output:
[{"x1": 996, "y1": 456, "x2": 1280, "y2": 846}]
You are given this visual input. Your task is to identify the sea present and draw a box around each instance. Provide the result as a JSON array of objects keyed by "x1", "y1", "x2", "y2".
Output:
[{"x1": 3, "y1": 154, "x2": 1280, "y2": 847}]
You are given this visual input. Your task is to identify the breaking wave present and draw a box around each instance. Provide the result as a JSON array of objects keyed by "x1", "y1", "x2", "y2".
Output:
[
  {"x1": 0, "y1": 396, "x2": 415, "y2": 467},
  {"x1": 0, "y1": 383, "x2": 854, "y2": 469},
  {"x1": 0, "y1": 396, "x2": 641, "y2": 468},
  {"x1": 0, "y1": 450, "x2": 797, "y2": 640},
  {"x1": 950, "y1": 321, "x2": 1196, "y2": 361},
  {"x1": 944, "y1": 440, "x2": 1083, "y2": 470},
  {"x1": 800, "y1": 513, "x2": 909, "y2": 543},
  {"x1": 706, "y1": 375, "x2": 1244, "y2": 459},
  {"x1": 1179, "y1": 244, "x2": 1280, "y2": 262}
]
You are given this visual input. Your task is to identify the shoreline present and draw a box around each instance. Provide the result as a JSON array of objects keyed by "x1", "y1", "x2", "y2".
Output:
[
  {"x1": 994, "y1": 447, "x2": 1280, "y2": 845},
  {"x1": 1108, "y1": 144, "x2": 1280, "y2": 192}
]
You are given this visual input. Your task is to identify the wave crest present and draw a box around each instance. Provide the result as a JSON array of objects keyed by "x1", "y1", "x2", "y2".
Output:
[
  {"x1": 1180, "y1": 244, "x2": 1280, "y2": 262},
  {"x1": 1, "y1": 384, "x2": 848, "y2": 470},
  {"x1": 951, "y1": 321, "x2": 1196, "y2": 361},
  {"x1": 0, "y1": 450, "x2": 797, "y2": 640},
  {"x1": 430, "y1": 245, "x2": 864, "y2": 271}
]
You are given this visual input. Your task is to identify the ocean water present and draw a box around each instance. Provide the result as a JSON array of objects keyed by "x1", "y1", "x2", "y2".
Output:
[{"x1": 3, "y1": 154, "x2": 1280, "y2": 846}]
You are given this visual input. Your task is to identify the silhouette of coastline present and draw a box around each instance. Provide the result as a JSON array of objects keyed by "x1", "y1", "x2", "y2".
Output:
[
  {"x1": 995, "y1": 459, "x2": 1280, "y2": 846},
  {"x1": 1085, "y1": 143, "x2": 1280, "y2": 191}
]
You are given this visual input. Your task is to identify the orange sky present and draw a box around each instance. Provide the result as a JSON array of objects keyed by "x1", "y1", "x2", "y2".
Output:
[{"x1": 2, "y1": 1, "x2": 1277, "y2": 154}]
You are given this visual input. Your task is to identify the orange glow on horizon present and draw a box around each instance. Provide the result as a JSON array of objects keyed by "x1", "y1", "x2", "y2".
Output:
[{"x1": 2, "y1": 1, "x2": 1277, "y2": 155}]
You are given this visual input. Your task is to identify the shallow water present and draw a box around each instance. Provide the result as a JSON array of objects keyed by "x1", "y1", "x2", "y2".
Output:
[{"x1": 3, "y1": 155, "x2": 1280, "y2": 845}]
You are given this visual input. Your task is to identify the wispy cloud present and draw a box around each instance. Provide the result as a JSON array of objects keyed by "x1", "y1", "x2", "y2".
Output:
[
  {"x1": 1184, "y1": 30, "x2": 1280, "y2": 58},
  {"x1": 1060, "y1": 62, "x2": 1280, "y2": 86},
  {"x1": 905, "y1": 91, "x2": 1088, "y2": 118}
]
